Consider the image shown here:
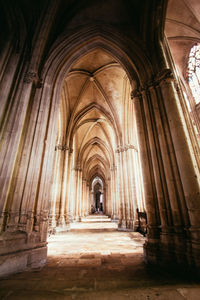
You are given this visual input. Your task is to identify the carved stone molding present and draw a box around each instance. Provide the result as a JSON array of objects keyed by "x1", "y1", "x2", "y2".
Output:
[
  {"x1": 131, "y1": 69, "x2": 176, "y2": 100},
  {"x1": 23, "y1": 71, "x2": 37, "y2": 84},
  {"x1": 131, "y1": 89, "x2": 142, "y2": 100},
  {"x1": 36, "y1": 79, "x2": 43, "y2": 89},
  {"x1": 74, "y1": 166, "x2": 82, "y2": 171},
  {"x1": 127, "y1": 144, "x2": 138, "y2": 151},
  {"x1": 23, "y1": 71, "x2": 43, "y2": 88},
  {"x1": 111, "y1": 165, "x2": 117, "y2": 171},
  {"x1": 155, "y1": 68, "x2": 174, "y2": 84},
  {"x1": 145, "y1": 69, "x2": 175, "y2": 90},
  {"x1": 115, "y1": 144, "x2": 138, "y2": 153},
  {"x1": 55, "y1": 144, "x2": 69, "y2": 151}
]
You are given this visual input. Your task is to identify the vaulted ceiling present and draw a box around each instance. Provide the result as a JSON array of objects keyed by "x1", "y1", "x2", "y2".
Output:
[
  {"x1": 59, "y1": 48, "x2": 134, "y2": 184},
  {"x1": 165, "y1": 0, "x2": 200, "y2": 78}
]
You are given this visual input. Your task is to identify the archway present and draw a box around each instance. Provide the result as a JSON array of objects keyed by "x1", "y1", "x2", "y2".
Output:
[
  {"x1": 0, "y1": 11, "x2": 199, "y2": 278},
  {"x1": 42, "y1": 27, "x2": 200, "y2": 271},
  {"x1": 50, "y1": 46, "x2": 145, "y2": 229},
  {"x1": 91, "y1": 176, "x2": 104, "y2": 213}
]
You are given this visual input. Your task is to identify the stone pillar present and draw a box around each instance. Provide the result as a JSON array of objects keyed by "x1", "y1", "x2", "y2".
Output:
[
  {"x1": 116, "y1": 148, "x2": 126, "y2": 229},
  {"x1": 59, "y1": 146, "x2": 70, "y2": 227},
  {"x1": 54, "y1": 144, "x2": 66, "y2": 227},
  {"x1": 158, "y1": 70, "x2": 200, "y2": 268},
  {"x1": 111, "y1": 166, "x2": 117, "y2": 219},
  {"x1": 78, "y1": 169, "x2": 83, "y2": 221},
  {"x1": 104, "y1": 186, "x2": 107, "y2": 214},
  {"x1": 106, "y1": 177, "x2": 111, "y2": 216},
  {"x1": 82, "y1": 179, "x2": 86, "y2": 216},
  {"x1": 88, "y1": 184, "x2": 91, "y2": 215},
  {"x1": 131, "y1": 90, "x2": 160, "y2": 263},
  {"x1": 105, "y1": 178, "x2": 109, "y2": 216},
  {"x1": 91, "y1": 190, "x2": 94, "y2": 213},
  {"x1": 74, "y1": 168, "x2": 80, "y2": 221},
  {"x1": 122, "y1": 148, "x2": 131, "y2": 228},
  {"x1": 66, "y1": 149, "x2": 73, "y2": 222},
  {"x1": 114, "y1": 166, "x2": 120, "y2": 220},
  {"x1": 127, "y1": 146, "x2": 137, "y2": 229},
  {"x1": 141, "y1": 86, "x2": 181, "y2": 263},
  {"x1": 48, "y1": 148, "x2": 59, "y2": 232}
]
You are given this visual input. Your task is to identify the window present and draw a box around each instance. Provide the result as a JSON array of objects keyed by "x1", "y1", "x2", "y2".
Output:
[{"x1": 188, "y1": 44, "x2": 200, "y2": 105}]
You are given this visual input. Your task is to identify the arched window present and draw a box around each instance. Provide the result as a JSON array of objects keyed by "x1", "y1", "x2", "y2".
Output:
[{"x1": 188, "y1": 44, "x2": 200, "y2": 105}]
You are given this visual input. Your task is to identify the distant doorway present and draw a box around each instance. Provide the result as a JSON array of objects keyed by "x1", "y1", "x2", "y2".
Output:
[
  {"x1": 91, "y1": 177, "x2": 104, "y2": 213},
  {"x1": 95, "y1": 191, "x2": 103, "y2": 212}
]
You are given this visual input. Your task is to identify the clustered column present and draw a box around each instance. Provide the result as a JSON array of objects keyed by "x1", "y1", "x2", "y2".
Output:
[
  {"x1": 131, "y1": 68, "x2": 200, "y2": 268},
  {"x1": 109, "y1": 144, "x2": 145, "y2": 230},
  {"x1": 49, "y1": 146, "x2": 91, "y2": 230}
]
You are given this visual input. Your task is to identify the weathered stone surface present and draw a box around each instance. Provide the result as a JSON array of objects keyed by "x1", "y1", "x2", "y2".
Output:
[
  {"x1": 0, "y1": 222, "x2": 199, "y2": 299},
  {"x1": 0, "y1": 0, "x2": 200, "y2": 281}
]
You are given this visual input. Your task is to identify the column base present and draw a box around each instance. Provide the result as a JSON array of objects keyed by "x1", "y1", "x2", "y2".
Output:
[
  {"x1": 144, "y1": 239, "x2": 200, "y2": 276},
  {"x1": 118, "y1": 219, "x2": 134, "y2": 232},
  {"x1": 0, "y1": 231, "x2": 47, "y2": 278}
]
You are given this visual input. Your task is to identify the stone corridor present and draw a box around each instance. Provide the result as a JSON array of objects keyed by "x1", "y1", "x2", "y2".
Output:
[{"x1": 0, "y1": 216, "x2": 200, "y2": 300}]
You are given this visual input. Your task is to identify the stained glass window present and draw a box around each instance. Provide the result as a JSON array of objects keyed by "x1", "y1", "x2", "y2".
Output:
[{"x1": 188, "y1": 44, "x2": 200, "y2": 104}]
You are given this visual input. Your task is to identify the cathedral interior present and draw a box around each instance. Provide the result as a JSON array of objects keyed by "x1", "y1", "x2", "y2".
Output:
[{"x1": 0, "y1": 0, "x2": 200, "y2": 299}]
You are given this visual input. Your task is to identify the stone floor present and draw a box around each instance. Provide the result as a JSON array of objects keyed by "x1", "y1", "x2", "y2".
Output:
[{"x1": 0, "y1": 216, "x2": 200, "y2": 299}]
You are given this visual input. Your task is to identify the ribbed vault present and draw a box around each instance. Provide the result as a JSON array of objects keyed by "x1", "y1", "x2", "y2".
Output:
[{"x1": 53, "y1": 48, "x2": 145, "y2": 223}]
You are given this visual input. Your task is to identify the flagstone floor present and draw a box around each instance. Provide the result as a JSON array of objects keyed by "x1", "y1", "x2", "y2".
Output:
[{"x1": 0, "y1": 215, "x2": 200, "y2": 300}]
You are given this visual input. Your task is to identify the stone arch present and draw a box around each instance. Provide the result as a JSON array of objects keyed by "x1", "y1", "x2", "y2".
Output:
[
  {"x1": 34, "y1": 26, "x2": 154, "y2": 219},
  {"x1": 89, "y1": 173, "x2": 106, "y2": 191},
  {"x1": 67, "y1": 102, "x2": 120, "y2": 149},
  {"x1": 78, "y1": 137, "x2": 114, "y2": 170},
  {"x1": 1, "y1": 0, "x2": 200, "y2": 278}
]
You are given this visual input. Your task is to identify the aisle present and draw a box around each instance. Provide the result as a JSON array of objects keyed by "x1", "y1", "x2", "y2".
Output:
[{"x1": 0, "y1": 216, "x2": 199, "y2": 299}]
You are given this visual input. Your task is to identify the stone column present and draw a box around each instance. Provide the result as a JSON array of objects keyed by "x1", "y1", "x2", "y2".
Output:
[
  {"x1": 82, "y1": 178, "x2": 86, "y2": 216},
  {"x1": 48, "y1": 148, "x2": 59, "y2": 232},
  {"x1": 0, "y1": 71, "x2": 37, "y2": 232},
  {"x1": 116, "y1": 148, "x2": 126, "y2": 229},
  {"x1": 74, "y1": 168, "x2": 80, "y2": 221},
  {"x1": 59, "y1": 146, "x2": 70, "y2": 227},
  {"x1": 111, "y1": 166, "x2": 117, "y2": 219},
  {"x1": 66, "y1": 149, "x2": 73, "y2": 222},
  {"x1": 78, "y1": 169, "x2": 83, "y2": 221},
  {"x1": 140, "y1": 86, "x2": 180, "y2": 262},
  {"x1": 114, "y1": 166, "x2": 120, "y2": 220},
  {"x1": 158, "y1": 69, "x2": 200, "y2": 267},
  {"x1": 123, "y1": 148, "x2": 130, "y2": 228},
  {"x1": 127, "y1": 146, "x2": 137, "y2": 229},
  {"x1": 88, "y1": 184, "x2": 91, "y2": 215},
  {"x1": 131, "y1": 90, "x2": 160, "y2": 262},
  {"x1": 104, "y1": 186, "x2": 107, "y2": 214},
  {"x1": 106, "y1": 177, "x2": 112, "y2": 216},
  {"x1": 55, "y1": 144, "x2": 66, "y2": 227}
]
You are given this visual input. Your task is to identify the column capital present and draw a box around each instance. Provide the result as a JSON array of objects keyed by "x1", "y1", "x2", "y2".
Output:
[
  {"x1": 154, "y1": 68, "x2": 174, "y2": 85},
  {"x1": 55, "y1": 144, "x2": 70, "y2": 151},
  {"x1": 115, "y1": 144, "x2": 138, "y2": 153},
  {"x1": 126, "y1": 144, "x2": 138, "y2": 151},
  {"x1": 111, "y1": 165, "x2": 117, "y2": 171},
  {"x1": 74, "y1": 163, "x2": 82, "y2": 171},
  {"x1": 131, "y1": 69, "x2": 175, "y2": 101},
  {"x1": 74, "y1": 168, "x2": 82, "y2": 172},
  {"x1": 115, "y1": 145, "x2": 123, "y2": 153},
  {"x1": 143, "y1": 69, "x2": 175, "y2": 90},
  {"x1": 23, "y1": 71, "x2": 37, "y2": 84},
  {"x1": 23, "y1": 70, "x2": 43, "y2": 88},
  {"x1": 131, "y1": 89, "x2": 142, "y2": 100}
]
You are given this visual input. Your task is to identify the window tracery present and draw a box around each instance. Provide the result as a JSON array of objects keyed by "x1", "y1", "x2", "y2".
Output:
[{"x1": 188, "y1": 44, "x2": 200, "y2": 105}]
